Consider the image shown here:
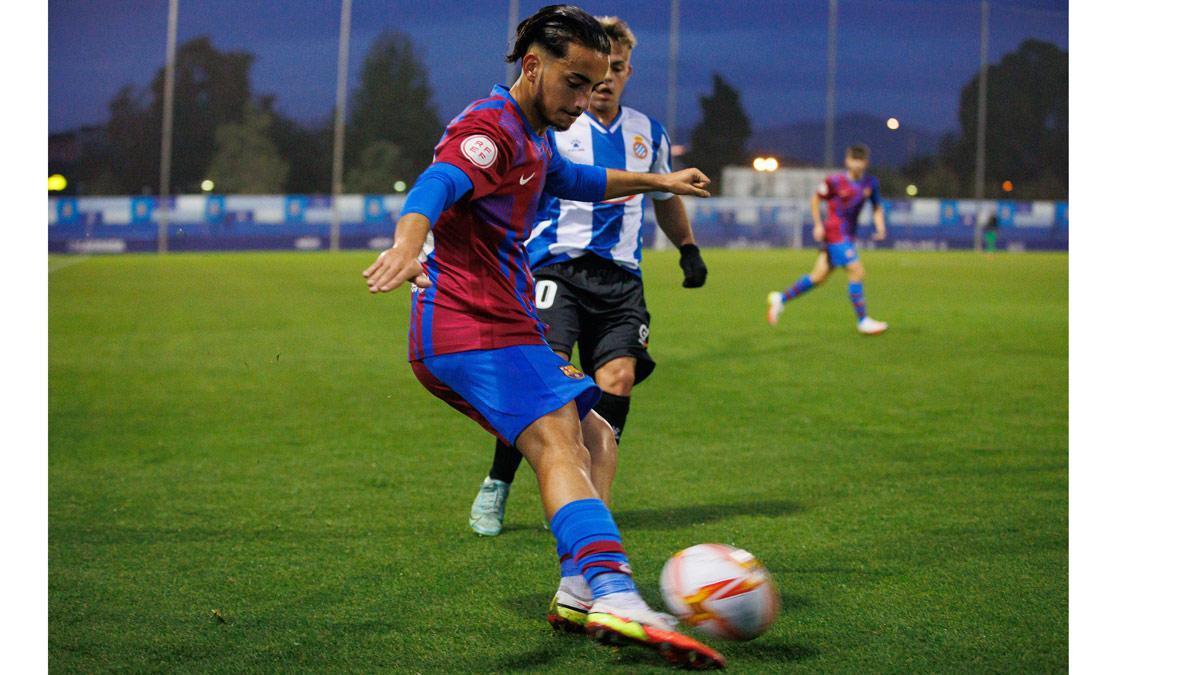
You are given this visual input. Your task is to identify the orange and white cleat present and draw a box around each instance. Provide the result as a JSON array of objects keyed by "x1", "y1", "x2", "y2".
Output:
[{"x1": 586, "y1": 596, "x2": 726, "y2": 670}]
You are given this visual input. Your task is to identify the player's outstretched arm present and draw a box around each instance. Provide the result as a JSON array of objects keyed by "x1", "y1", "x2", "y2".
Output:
[
  {"x1": 363, "y1": 213, "x2": 432, "y2": 293},
  {"x1": 605, "y1": 167, "x2": 711, "y2": 200}
]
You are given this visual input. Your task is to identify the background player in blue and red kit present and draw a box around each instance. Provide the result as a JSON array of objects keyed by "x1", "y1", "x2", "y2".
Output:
[
  {"x1": 768, "y1": 143, "x2": 890, "y2": 335},
  {"x1": 468, "y1": 16, "x2": 707, "y2": 538},
  {"x1": 361, "y1": 6, "x2": 724, "y2": 669}
]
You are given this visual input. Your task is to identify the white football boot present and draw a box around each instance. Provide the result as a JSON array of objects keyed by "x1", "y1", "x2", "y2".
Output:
[
  {"x1": 857, "y1": 317, "x2": 889, "y2": 335},
  {"x1": 468, "y1": 476, "x2": 511, "y2": 536},
  {"x1": 767, "y1": 291, "x2": 784, "y2": 326}
]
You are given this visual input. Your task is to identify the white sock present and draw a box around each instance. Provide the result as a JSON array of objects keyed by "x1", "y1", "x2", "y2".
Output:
[{"x1": 558, "y1": 574, "x2": 592, "y2": 601}]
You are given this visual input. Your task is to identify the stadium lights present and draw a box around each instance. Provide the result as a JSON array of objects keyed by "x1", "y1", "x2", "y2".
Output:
[
  {"x1": 48, "y1": 174, "x2": 68, "y2": 192},
  {"x1": 200, "y1": 179, "x2": 215, "y2": 192},
  {"x1": 1001, "y1": 180, "x2": 1014, "y2": 192},
  {"x1": 752, "y1": 157, "x2": 779, "y2": 172},
  {"x1": 887, "y1": 117, "x2": 900, "y2": 130},
  {"x1": 906, "y1": 184, "x2": 918, "y2": 197},
  {"x1": 393, "y1": 180, "x2": 408, "y2": 193}
]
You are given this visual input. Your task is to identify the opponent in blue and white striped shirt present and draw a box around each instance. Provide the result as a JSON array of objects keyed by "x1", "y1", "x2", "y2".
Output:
[
  {"x1": 526, "y1": 103, "x2": 674, "y2": 272},
  {"x1": 470, "y1": 16, "x2": 707, "y2": 539}
]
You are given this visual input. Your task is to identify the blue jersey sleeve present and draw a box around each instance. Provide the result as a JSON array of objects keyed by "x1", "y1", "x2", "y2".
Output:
[
  {"x1": 545, "y1": 140, "x2": 607, "y2": 202},
  {"x1": 400, "y1": 162, "x2": 474, "y2": 223},
  {"x1": 869, "y1": 176, "x2": 881, "y2": 208}
]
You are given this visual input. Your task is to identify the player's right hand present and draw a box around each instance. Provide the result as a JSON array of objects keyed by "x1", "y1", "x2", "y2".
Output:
[
  {"x1": 363, "y1": 248, "x2": 430, "y2": 293},
  {"x1": 813, "y1": 225, "x2": 825, "y2": 243},
  {"x1": 660, "y1": 168, "x2": 711, "y2": 198}
]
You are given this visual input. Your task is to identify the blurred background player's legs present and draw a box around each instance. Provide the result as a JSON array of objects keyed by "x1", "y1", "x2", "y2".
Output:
[
  {"x1": 846, "y1": 260, "x2": 888, "y2": 335},
  {"x1": 768, "y1": 252, "x2": 830, "y2": 325}
]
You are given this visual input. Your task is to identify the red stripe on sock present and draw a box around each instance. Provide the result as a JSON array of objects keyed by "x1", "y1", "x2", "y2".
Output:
[
  {"x1": 575, "y1": 540, "x2": 626, "y2": 560},
  {"x1": 581, "y1": 560, "x2": 630, "y2": 576}
]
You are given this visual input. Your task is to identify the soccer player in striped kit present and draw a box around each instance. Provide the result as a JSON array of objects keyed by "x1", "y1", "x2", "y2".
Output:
[
  {"x1": 469, "y1": 16, "x2": 708, "y2": 538},
  {"x1": 768, "y1": 143, "x2": 889, "y2": 334},
  {"x1": 363, "y1": 6, "x2": 723, "y2": 668}
]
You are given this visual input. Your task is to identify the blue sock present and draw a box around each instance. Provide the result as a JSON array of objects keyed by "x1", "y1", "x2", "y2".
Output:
[
  {"x1": 782, "y1": 275, "x2": 814, "y2": 302},
  {"x1": 557, "y1": 537, "x2": 581, "y2": 577},
  {"x1": 848, "y1": 281, "x2": 867, "y2": 321},
  {"x1": 549, "y1": 498, "x2": 637, "y2": 598}
]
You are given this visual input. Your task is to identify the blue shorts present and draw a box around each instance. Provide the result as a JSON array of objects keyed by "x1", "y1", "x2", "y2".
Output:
[
  {"x1": 824, "y1": 241, "x2": 860, "y2": 268},
  {"x1": 411, "y1": 344, "x2": 602, "y2": 446}
]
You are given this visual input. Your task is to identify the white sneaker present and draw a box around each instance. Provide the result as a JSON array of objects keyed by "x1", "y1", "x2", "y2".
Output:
[
  {"x1": 468, "y1": 476, "x2": 510, "y2": 536},
  {"x1": 857, "y1": 317, "x2": 889, "y2": 335},
  {"x1": 767, "y1": 291, "x2": 784, "y2": 326}
]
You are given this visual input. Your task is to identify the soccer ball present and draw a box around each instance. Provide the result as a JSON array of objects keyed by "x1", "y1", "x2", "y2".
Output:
[{"x1": 659, "y1": 543, "x2": 780, "y2": 640}]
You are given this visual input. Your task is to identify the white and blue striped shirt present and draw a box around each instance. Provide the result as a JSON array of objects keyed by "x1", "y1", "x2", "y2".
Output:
[{"x1": 526, "y1": 106, "x2": 672, "y2": 275}]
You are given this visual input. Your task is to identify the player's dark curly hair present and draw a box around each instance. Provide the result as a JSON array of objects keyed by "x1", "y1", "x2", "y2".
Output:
[{"x1": 505, "y1": 5, "x2": 611, "y2": 63}]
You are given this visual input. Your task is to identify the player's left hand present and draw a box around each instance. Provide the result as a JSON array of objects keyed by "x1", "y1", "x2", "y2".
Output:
[
  {"x1": 660, "y1": 168, "x2": 711, "y2": 198},
  {"x1": 873, "y1": 228, "x2": 888, "y2": 241},
  {"x1": 678, "y1": 244, "x2": 707, "y2": 288}
]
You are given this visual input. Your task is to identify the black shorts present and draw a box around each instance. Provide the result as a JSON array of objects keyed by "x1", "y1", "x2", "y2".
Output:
[{"x1": 533, "y1": 254, "x2": 656, "y2": 384}]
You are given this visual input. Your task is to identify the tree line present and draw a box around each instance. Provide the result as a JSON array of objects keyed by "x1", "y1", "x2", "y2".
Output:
[
  {"x1": 55, "y1": 34, "x2": 1065, "y2": 200},
  {"x1": 684, "y1": 39, "x2": 1067, "y2": 200},
  {"x1": 64, "y1": 33, "x2": 441, "y2": 196}
]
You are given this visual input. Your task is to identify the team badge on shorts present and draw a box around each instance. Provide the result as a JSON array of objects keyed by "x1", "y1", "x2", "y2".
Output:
[
  {"x1": 560, "y1": 364, "x2": 586, "y2": 379},
  {"x1": 632, "y1": 134, "x2": 649, "y2": 159}
]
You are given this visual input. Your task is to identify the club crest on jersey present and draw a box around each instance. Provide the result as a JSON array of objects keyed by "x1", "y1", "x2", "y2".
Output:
[
  {"x1": 632, "y1": 134, "x2": 649, "y2": 159},
  {"x1": 460, "y1": 135, "x2": 498, "y2": 168},
  {"x1": 567, "y1": 138, "x2": 585, "y2": 153},
  {"x1": 560, "y1": 364, "x2": 586, "y2": 380}
]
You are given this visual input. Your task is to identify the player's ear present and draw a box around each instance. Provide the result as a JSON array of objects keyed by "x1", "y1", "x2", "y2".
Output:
[{"x1": 522, "y1": 52, "x2": 541, "y2": 84}]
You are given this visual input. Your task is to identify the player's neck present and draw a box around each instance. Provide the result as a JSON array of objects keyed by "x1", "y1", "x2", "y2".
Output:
[
  {"x1": 589, "y1": 104, "x2": 621, "y2": 127},
  {"x1": 847, "y1": 170, "x2": 865, "y2": 181},
  {"x1": 508, "y1": 77, "x2": 550, "y2": 136}
]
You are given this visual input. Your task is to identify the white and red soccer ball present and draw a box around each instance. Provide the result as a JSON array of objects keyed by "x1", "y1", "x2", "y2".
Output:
[{"x1": 659, "y1": 543, "x2": 781, "y2": 640}]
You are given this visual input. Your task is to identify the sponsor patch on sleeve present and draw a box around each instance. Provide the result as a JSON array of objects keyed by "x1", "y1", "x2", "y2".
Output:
[{"x1": 460, "y1": 135, "x2": 498, "y2": 168}]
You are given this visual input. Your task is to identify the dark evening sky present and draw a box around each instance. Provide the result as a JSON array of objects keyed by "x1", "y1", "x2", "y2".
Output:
[{"x1": 49, "y1": 0, "x2": 1067, "y2": 137}]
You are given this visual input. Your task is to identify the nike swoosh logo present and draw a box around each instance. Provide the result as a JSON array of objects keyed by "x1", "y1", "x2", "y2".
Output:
[{"x1": 519, "y1": 172, "x2": 536, "y2": 185}]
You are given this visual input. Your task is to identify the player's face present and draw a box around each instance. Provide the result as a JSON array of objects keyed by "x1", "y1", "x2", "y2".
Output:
[
  {"x1": 534, "y1": 42, "x2": 609, "y2": 131},
  {"x1": 845, "y1": 154, "x2": 869, "y2": 176},
  {"x1": 591, "y1": 44, "x2": 632, "y2": 115}
]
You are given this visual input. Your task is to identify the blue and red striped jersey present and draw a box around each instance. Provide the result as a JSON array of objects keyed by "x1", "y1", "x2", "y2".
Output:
[
  {"x1": 816, "y1": 173, "x2": 881, "y2": 244},
  {"x1": 408, "y1": 85, "x2": 585, "y2": 361}
]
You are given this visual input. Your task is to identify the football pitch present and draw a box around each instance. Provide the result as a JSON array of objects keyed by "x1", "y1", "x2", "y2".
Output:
[{"x1": 49, "y1": 249, "x2": 1068, "y2": 673}]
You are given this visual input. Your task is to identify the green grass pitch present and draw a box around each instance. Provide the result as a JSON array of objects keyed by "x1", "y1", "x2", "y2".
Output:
[{"x1": 49, "y1": 249, "x2": 1067, "y2": 672}]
